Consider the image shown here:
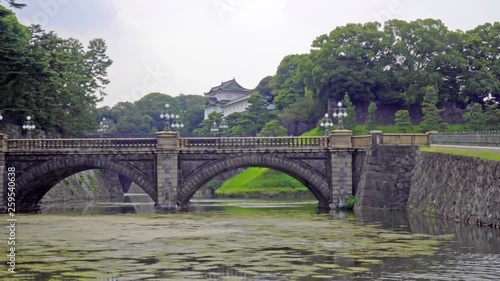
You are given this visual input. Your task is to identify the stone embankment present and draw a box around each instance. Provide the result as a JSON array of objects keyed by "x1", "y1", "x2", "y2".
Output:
[
  {"x1": 408, "y1": 152, "x2": 500, "y2": 228},
  {"x1": 356, "y1": 145, "x2": 500, "y2": 228},
  {"x1": 41, "y1": 170, "x2": 124, "y2": 204},
  {"x1": 355, "y1": 146, "x2": 416, "y2": 209}
]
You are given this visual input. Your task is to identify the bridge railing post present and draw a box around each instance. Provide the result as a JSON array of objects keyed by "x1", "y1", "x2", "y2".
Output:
[
  {"x1": 329, "y1": 130, "x2": 353, "y2": 148},
  {"x1": 156, "y1": 131, "x2": 180, "y2": 210},
  {"x1": 370, "y1": 130, "x2": 383, "y2": 146},
  {"x1": 426, "y1": 131, "x2": 438, "y2": 146},
  {"x1": 0, "y1": 133, "x2": 7, "y2": 153}
]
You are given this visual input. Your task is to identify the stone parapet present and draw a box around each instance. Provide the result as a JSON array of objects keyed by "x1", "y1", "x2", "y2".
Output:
[
  {"x1": 330, "y1": 130, "x2": 352, "y2": 148},
  {"x1": 156, "y1": 131, "x2": 178, "y2": 150}
]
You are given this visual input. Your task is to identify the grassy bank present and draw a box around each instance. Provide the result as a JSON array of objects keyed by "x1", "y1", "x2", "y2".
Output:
[
  {"x1": 215, "y1": 168, "x2": 311, "y2": 198},
  {"x1": 419, "y1": 146, "x2": 500, "y2": 161}
]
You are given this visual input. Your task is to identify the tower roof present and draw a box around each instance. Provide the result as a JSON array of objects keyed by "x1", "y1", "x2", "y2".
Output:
[{"x1": 204, "y1": 78, "x2": 252, "y2": 96}]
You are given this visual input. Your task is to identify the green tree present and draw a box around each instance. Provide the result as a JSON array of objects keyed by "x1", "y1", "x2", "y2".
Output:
[
  {"x1": 85, "y1": 38, "x2": 113, "y2": 98},
  {"x1": 394, "y1": 110, "x2": 412, "y2": 133},
  {"x1": 463, "y1": 103, "x2": 485, "y2": 131},
  {"x1": 116, "y1": 113, "x2": 153, "y2": 134},
  {"x1": 272, "y1": 54, "x2": 307, "y2": 110},
  {"x1": 134, "y1": 92, "x2": 177, "y2": 131},
  {"x1": 239, "y1": 93, "x2": 277, "y2": 136},
  {"x1": 365, "y1": 102, "x2": 377, "y2": 130},
  {"x1": 419, "y1": 86, "x2": 445, "y2": 132},
  {"x1": 175, "y1": 94, "x2": 207, "y2": 136},
  {"x1": 259, "y1": 120, "x2": 288, "y2": 137},
  {"x1": 225, "y1": 112, "x2": 253, "y2": 137},
  {"x1": 341, "y1": 94, "x2": 357, "y2": 130},
  {"x1": 483, "y1": 100, "x2": 500, "y2": 131},
  {"x1": 278, "y1": 97, "x2": 323, "y2": 128},
  {"x1": 302, "y1": 22, "x2": 384, "y2": 104},
  {"x1": 255, "y1": 76, "x2": 273, "y2": 97},
  {"x1": 193, "y1": 111, "x2": 223, "y2": 136}
]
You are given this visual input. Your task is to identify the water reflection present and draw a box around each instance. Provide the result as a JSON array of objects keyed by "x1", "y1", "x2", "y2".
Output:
[
  {"x1": 353, "y1": 208, "x2": 500, "y2": 281},
  {"x1": 356, "y1": 208, "x2": 500, "y2": 254},
  {"x1": 39, "y1": 193, "x2": 156, "y2": 215},
  {"x1": 2, "y1": 199, "x2": 500, "y2": 281}
]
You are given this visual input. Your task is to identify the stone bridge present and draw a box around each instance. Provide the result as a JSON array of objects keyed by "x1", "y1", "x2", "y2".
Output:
[{"x1": 0, "y1": 130, "x2": 431, "y2": 212}]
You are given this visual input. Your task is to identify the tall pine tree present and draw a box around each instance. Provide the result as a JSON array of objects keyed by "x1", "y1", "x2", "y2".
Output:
[{"x1": 419, "y1": 86, "x2": 445, "y2": 132}]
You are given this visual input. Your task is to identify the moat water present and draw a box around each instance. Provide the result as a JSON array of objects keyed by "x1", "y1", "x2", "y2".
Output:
[{"x1": 2, "y1": 195, "x2": 500, "y2": 280}]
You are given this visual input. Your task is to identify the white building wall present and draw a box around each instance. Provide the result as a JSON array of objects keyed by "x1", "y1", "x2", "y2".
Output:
[
  {"x1": 222, "y1": 100, "x2": 249, "y2": 116},
  {"x1": 204, "y1": 105, "x2": 221, "y2": 119}
]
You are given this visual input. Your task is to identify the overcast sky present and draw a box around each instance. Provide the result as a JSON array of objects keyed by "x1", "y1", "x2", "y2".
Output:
[{"x1": 11, "y1": 0, "x2": 500, "y2": 107}]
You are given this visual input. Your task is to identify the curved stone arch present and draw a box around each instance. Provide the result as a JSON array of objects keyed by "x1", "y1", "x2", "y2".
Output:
[
  {"x1": 15, "y1": 155, "x2": 157, "y2": 210},
  {"x1": 178, "y1": 155, "x2": 330, "y2": 207}
]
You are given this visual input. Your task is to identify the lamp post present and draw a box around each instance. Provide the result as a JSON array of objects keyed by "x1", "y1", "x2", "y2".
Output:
[
  {"x1": 0, "y1": 112, "x2": 3, "y2": 121},
  {"x1": 98, "y1": 117, "x2": 109, "y2": 138},
  {"x1": 319, "y1": 113, "x2": 334, "y2": 136},
  {"x1": 160, "y1": 104, "x2": 184, "y2": 132},
  {"x1": 219, "y1": 118, "x2": 228, "y2": 137},
  {"x1": 22, "y1": 116, "x2": 35, "y2": 139},
  {"x1": 332, "y1": 102, "x2": 348, "y2": 130},
  {"x1": 210, "y1": 121, "x2": 219, "y2": 137}
]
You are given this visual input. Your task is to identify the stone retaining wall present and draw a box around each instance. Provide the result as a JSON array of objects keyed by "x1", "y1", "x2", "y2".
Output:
[
  {"x1": 355, "y1": 145, "x2": 416, "y2": 209},
  {"x1": 408, "y1": 151, "x2": 500, "y2": 228},
  {"x1": 355, "y1": 146, "x2": 500, "y2": 228},
  {"x1": 41, "y1": 170, "x2": 124, "y2": 203}
]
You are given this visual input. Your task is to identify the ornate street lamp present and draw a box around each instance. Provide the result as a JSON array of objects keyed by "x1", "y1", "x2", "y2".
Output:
[
  {"x1": 210, "y1": 121, "x2": 219, "y2": 137},
  {"x1": 22, "y1": 116, "x2": 36, "y2": 139},
  {"x1": 160, "y1": 104, "x2": 184, "y2": 132},
  {"x1": 332, "y1": 102, "x2": 348, "y2": 130},
  {"x1": 319, "y1": 113, "x2": 334, "y2": 136},
  {"x1": 98, "y1": 117, "x2": 109, "y2": 138},
  {"x1": 219, "y1": 118, "x2": 228, "y2": 137},
  {"x1": 0, "y1": 112, "x2": 3, "y2": 121}
]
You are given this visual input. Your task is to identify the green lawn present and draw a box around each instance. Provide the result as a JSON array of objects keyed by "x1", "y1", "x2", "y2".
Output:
[
  {"x1": 215, "y1": 168, "x2": 310, "y2": 197},
  {"x1": 419, "y1": 146, "x2": 500, "y2": 161}
]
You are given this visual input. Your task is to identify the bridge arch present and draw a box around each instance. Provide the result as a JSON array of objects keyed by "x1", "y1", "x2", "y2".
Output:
[
  {"x1": 178, "y1": 155, "x2": 330, "y2": 207},
  {"x1": 14, "y1": 155, "x2": 157, "y2": 210}
]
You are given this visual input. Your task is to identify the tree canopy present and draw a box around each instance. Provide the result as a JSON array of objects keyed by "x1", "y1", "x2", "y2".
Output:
[
  {"x1": 2, "y1": 9, "x2": 499, "y2": 137},
  {"x1": 0, "y1": 6, "x2": 113, "y2": 136}
]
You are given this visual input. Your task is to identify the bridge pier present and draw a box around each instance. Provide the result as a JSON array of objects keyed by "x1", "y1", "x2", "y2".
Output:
[
  {"x1": 156, "y1": 132, "x2": 180, "y2": 210},
  {"x1": 329, "y1": 130, "x2": 353, "y2": 209},
  {"x1": 0, "y1": 134, "x2": 6, "y2": 211}
]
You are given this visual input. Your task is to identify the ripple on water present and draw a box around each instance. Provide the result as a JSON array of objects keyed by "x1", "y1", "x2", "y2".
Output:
[{"x1": 1, "y1": 200, "x2": 499, "y2": 280}]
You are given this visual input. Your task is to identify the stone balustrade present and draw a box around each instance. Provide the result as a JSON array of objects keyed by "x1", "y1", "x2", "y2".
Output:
[
  {"x1": 7, "y1": 138, "x2": 157, "y2": 152},
  {"x1": 381, "y1": 133, "x2": 429, "y2": 146},
  {"x1": 351, "y1": 135, "x2": 371, "y2": 147},
  {"x1": 3, "y1": 132, "x2": 439, "y2": 152},
  {"x1": 178, "y1": 136, "x2": 330, "y2": 149}
]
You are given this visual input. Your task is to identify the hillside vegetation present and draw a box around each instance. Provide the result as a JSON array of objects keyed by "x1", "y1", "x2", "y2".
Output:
[{"x1": 2, "y1": 7, "x2": 499, "y2": 137}]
